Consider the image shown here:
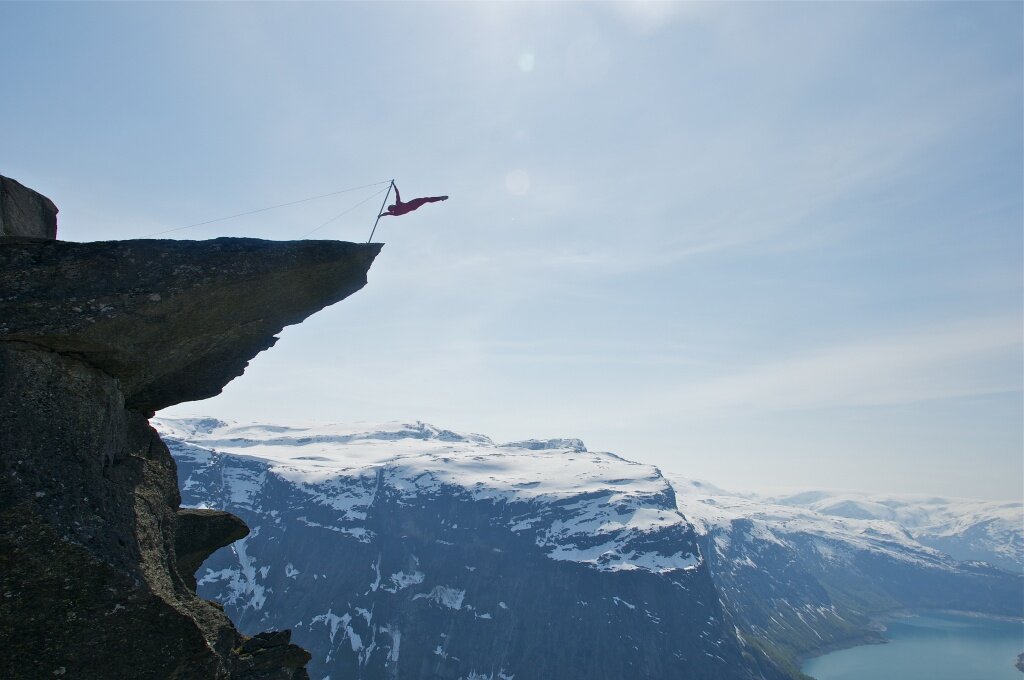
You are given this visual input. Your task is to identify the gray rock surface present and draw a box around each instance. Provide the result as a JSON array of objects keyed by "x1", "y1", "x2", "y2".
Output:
[
  {"x1": 0, "y1": 237, "x2": 381, "y2": 413},
  {"x1": 0, "y1": 175, "x2": 57, "y2": 240},
  {"x1": 176, "y1": 509, "x2": 251, "y2": 590},
  {"x1": 0, "y1": 181, "x2": 381, "y2": 679}
]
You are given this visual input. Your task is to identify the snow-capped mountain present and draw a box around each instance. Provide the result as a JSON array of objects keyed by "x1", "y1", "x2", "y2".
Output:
[
  {"x1": 674, "y1": 478, "x2": 1022, "y2": 574},
  {"x1": 159, "y1": 418, "x2": 1023, "y2": 680},
  {"x1": 670, "y1": 478, "x2": 1022, "y2": 670},
  {"x1": 160, "y1": 418, "x2": 784, "y2": 680},
  {"x1": 766, "y1": 490, "x2": 1022, "y2": 573}
]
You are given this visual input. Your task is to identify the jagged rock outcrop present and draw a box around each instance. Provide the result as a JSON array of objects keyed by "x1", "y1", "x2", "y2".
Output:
[
  {"x1": 0, "y1": 178, "x2": 381, "y2": 679},
  {"x1": 176, "y1": 509, "x2": 251, "y2": 590}
]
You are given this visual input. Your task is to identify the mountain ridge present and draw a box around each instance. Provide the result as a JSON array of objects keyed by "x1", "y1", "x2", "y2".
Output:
[
  {"x1": 163, "y1": 417, "x2": 788, "y2": 680},
  {"x1": 161, "y1": 417, "x2": 1022, "y2": 679}
]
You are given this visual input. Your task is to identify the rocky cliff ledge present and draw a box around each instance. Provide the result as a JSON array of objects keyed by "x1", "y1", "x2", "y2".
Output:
[{"x1": 0, "y1": 177, "x2": 381, "y2": 678}]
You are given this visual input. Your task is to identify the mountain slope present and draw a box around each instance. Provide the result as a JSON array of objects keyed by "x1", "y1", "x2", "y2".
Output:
[
  {"x1": 671, "y1": 478, "x2": 1022, "y2": 670},
  {"x1": 161, "y1": 418, "x2": 784, "y2": 680},
  {"x1": 767, "y1": 490, "x2": 1022, "y2": 573},
  {"x1": 161, "y1": 418, "x2": 1022, "y2": 680}
]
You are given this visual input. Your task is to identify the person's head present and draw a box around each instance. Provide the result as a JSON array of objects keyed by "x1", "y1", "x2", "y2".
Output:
[{"x1": 387, "y1": 204, "x2": 397, "y2": 212}]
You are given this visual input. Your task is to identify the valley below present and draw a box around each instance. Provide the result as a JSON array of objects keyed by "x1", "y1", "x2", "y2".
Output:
[
  {"x1": 801, "y1": 611, "x2": 1024, "y2": 680},
  {"x1": 160, "y1": 418, "x2": 1023, "y2": 680}
]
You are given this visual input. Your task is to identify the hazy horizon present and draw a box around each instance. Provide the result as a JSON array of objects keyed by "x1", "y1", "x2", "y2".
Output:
[{"x1": 3, "y1": 2, "x2": 1020, "y2": 500}]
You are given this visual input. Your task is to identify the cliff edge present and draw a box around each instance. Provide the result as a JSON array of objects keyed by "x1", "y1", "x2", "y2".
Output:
[{"x1": 0, "y1": 176, "x2": 381, "y2": 678}]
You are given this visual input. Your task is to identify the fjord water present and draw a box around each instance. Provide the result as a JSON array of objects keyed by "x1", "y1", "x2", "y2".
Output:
[{"x1": 803, "y1": 612, "x2": 1024, "y2": 680}]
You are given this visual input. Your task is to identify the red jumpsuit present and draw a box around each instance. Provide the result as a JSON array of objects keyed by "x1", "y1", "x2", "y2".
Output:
[{"x1": 379, "y1": 185, "x2": 448, "y2": 217}]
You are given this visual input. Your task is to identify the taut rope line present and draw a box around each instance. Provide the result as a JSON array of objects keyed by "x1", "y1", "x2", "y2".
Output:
[
  {"x1": 300, "y1": 185, "x2": 391, "y2": 239},
  {"x1": 143, "y1": 180, "x2": 392, "y2": 238}
]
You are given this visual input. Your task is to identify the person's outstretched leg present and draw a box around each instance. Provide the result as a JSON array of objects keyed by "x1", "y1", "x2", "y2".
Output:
[{"x1": 402, "y1": 196, "x2": 446, "y2": 211}]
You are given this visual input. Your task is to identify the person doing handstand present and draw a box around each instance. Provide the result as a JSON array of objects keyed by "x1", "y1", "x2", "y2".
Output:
[{"x1": 379, "y1": 184, "x2": 448, "y2": 218}]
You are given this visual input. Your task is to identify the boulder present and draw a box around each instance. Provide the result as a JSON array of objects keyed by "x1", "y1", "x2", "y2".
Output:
[{"x1": 0, "y1": 175, "x2": 58, "y2": 240}]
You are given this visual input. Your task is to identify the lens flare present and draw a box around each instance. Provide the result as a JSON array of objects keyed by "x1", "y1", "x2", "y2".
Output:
[
  {"x1": 518, "y1": 52, "x2": 536, "y2": 73},
  {"x1": 505, "y1": 170, "x2": 531, "y2": 196}
]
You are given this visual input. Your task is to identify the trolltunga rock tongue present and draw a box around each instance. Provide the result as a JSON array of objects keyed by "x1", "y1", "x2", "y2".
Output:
[
  {"x1": 0, "y1": 237, "x2": 381, "y2": 412},
  {"x1": 1, "y1": 201, "x2": 379, "y2": 677}
]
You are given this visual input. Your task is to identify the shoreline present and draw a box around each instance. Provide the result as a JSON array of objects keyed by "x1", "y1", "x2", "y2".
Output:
[
  {"x1": 877, "y1": 607, "x2": 1024, "y2": 625},
  {"x1": 795, "y1": 608, "x2": 1024, "y2": 672},
  {"x1": 794, "y1": 631, "x2": 887, "y2": 668},
  {"x1": 918, "y1": 608, "x2": 1024, "y2": 624}
]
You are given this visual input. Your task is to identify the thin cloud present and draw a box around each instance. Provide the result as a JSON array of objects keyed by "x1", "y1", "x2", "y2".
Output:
[{"x1": 658, "y1": 316, "x2": 1022, "y2": 413}]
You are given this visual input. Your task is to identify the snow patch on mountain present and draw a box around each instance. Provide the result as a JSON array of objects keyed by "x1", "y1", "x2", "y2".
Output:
[
  {"x1": 669, "y1": 477, "x2": 1022, "y2": 572},
  {"x1": 768, "y1": 491, "x2": 1023, "y2": 572},
  {"x1": 196, "y1": 528, "x2": 268, "y2": 612},
  {"x1": 157, "y1": 418, "x2": 701, "y2": 575},
  {"x1": 671, "y1": 477, "x2": 949, "y2": 567},
  {"x1": 384, "y1": 568, "x2": 425, "y2": 593},
  {"x1": 413, "y1": 586, "x2": 466, "y2": 610},
  {"x1": 164, "y1": 418, "x2": 1018, "y2": 576}
]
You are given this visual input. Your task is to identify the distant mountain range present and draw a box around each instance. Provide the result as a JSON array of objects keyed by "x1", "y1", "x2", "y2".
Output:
[
  {"x1": 159, "y1": 418, "x2": 1022, "y2": 680},
  {"x1": 764, "y1": 489, "x2": 1021, "y2": 573},
  {"x1": 671, "y1": 477, "x2": 1021, "y2": 671}
]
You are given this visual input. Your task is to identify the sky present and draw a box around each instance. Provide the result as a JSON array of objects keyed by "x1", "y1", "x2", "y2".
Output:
[{"x1": 2, "y1": 2, "x2": 1021, "y2": 500}]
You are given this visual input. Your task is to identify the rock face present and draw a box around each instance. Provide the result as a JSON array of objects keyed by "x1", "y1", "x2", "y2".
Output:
[
  {"x1": 0, "y1": 175, "x2": 58, "y2": 239},
  {"x1": 161, "y1": 419, "x2": 1024, "y2": 680},
  {"x1": 0, "y1": 180, "x2": 381, "y2": 679},
  {"x1": 672, "y1": 478, "x2": 1024, "y2": 673},
  {"x1": 1, "y1": 237, "x2": 380, "y2": 413},
  {"x1": 161, "y1": 420, "x2": 789, "y2": 680},
  {"x1": 176, "y1": 509, "x2": 252, "y2": 590}
]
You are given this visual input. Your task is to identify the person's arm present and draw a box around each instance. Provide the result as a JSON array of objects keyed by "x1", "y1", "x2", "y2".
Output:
[{"x1": 392, "y1": 184, "x2": 401, "y2": 204}]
